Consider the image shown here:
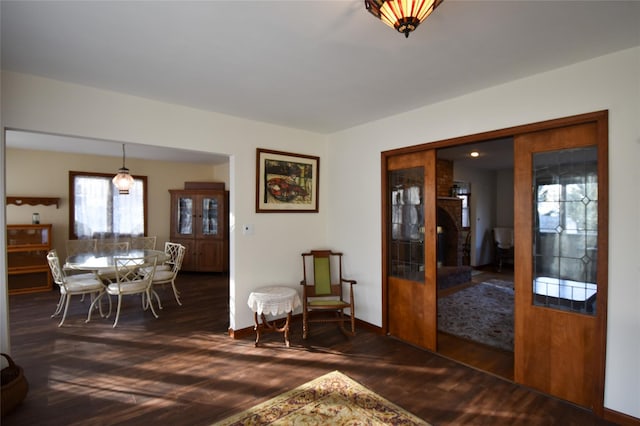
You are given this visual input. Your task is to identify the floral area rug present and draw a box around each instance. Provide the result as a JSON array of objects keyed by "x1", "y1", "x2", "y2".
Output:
[
  {"x1": 213, "y1": 370, "x2": 430, "y2": 425},
  {"x1": 438, "y1": 279, "x2": 514, "y2": 351}
]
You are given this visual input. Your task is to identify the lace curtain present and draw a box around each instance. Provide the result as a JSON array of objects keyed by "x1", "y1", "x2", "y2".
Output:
[{"x1": 73, "y1": 174, "x2": 144, "y2": 239}]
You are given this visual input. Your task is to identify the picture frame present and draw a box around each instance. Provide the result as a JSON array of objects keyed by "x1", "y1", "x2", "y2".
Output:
[{"x1": 256, "y1": 148, "x2": 319, "y2": 213}]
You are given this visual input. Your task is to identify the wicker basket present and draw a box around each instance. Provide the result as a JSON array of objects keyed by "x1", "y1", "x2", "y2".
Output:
[{"x1": 1, "y1": 353, "x2": 29, "y2": 417}]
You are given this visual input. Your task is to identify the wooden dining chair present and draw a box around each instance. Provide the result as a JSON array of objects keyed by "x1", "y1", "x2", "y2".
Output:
[{"x1": 300, "y1": 250, "x2": 357, "y2": 339}]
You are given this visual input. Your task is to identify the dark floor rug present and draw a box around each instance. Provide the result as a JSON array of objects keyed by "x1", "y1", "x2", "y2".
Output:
[{"x1": 438, "y1": 279, "x2": 514, "y2": 351}]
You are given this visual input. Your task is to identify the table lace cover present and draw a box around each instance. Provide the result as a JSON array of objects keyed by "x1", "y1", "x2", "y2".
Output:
[{"x1": 248, "y1": 286, "x2": 301, "y2": 316}]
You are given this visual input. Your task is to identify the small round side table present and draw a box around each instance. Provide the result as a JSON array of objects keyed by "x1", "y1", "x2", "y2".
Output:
[{"x1": 247, "y1": 286, "x2": 301, "y2": 347}]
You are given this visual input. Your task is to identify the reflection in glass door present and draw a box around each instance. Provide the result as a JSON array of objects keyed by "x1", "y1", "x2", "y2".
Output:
[
  {"x1": 389, "y1": 167, "x2": 425, "y2": 282},
  {"x1": 533, "y1": 147, "x2": 598, "y2": 314},
  {"x1": 177, "y1": 196, "x2": 193, "y2": 235},
  {"x1": 202, "y1": 197, "x2": 219, "y2": 236},
  {"x1": 385, "y1": 150, "x2": 437, "y2": 351}
]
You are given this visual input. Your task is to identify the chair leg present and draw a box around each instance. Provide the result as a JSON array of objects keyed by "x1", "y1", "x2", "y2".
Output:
[
  {"x1": 146, "y1": 290, "x2": 159, "y2": 318},
  {"x1": 302, "y1": 309, "x2": 309, "y2": 339},
  {"x1": 86, "y1": 292, "x2": 105, "y2": 323},
  {"x1": 112, "y1": 295, "x2": 123, "y2": 328},
  {"x1": 170, "y1": 279, "x2": 182, "y2": 306},
  {"x1": 51, "y1": 293, "x2": 66, "y2": 318},
  {"x1": 152, "y1": 289, "x2": 163, "y2": 310},
  {"x1": 58, "y1": 294, "x2": 72, "y2": 327},
  {"x1": 350, "y1": 307, "x2": 356, "y2": 335}
]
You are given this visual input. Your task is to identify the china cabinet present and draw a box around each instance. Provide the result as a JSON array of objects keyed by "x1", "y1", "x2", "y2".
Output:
[
  {"x1": 169, "y1": 187, "x2": 228, "y2": 272},
  {"x1": 7, "y1": 224, "x2": 53, "y2": 294}
]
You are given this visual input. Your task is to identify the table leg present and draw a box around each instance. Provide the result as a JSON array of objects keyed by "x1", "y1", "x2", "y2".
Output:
[
  {"x1": 253, "y1": 312, "x2": 261, "y2": 347},
  {"x1": 253, "y1": 312, "x2": 292, "y2": 347},
  {"x1": 283, "y1": 312, "x2": 291, "y2": 347}
]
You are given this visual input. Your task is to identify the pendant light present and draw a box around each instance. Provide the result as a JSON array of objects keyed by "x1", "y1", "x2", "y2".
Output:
[{"x1": 112, "y1": 144, "x2": 134, "y2": 195}]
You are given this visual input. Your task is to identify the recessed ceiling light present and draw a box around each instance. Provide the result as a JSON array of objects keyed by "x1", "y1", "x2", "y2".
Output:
[{"x1": 470, "y1": 151, "x2": 480, "y2": 158}]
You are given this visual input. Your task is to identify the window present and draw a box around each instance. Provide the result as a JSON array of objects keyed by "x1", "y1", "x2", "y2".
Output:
[
  {"x1": 453, "y1": 181, "x2": 470, "y2": 229},
  {"x1": 69, "y1": 171, "x2": 147, "y2": 239}
]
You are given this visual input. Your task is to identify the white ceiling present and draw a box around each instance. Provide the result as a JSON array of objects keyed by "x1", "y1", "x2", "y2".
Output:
[{"x1": 2, "y1": 1, "x2": 639, "y2": 164}]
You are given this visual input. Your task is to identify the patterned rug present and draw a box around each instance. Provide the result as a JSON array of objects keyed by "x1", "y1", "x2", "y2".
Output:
[
  {"x1": 438, "y1": 279, "x2": 514, "y2": 351},
  {"x1": 213, "y1": 371, "x2": 430, "y2": 425}
]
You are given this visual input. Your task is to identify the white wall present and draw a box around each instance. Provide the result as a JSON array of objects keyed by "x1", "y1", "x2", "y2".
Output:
[
  {"x1": 1, "y1": 46, "x2": 639, "y2": 418},
  {"x1": 327, "y1": 47, "x2": 640, "y2": 418},
  {"x1": 0, "y1": 70, "x2": 328, "y2": 335},
  {"x1": 495, "y1": 169, "x2": 514, "y2": 228},
  {"x1": 453, "y1": 164, "x2": 497, "y2": 266}
]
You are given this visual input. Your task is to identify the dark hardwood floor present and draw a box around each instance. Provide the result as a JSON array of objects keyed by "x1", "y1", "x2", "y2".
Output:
[{"x1": 4, "y1": 272, "x2": 614, "y2": 425}]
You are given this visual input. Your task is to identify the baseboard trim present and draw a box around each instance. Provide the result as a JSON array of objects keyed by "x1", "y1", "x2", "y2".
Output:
[
  {"x1": 604, "y1": 408, "x2": 640, "y2": 426},
  {"x1": 228, "y1": 316, "x2": 382, "y2": 339}
]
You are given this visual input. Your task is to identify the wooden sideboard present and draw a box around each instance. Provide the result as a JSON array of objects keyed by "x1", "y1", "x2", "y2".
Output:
[{"x1": 7, "y1": 224, "x2": 53, "y2": 294}]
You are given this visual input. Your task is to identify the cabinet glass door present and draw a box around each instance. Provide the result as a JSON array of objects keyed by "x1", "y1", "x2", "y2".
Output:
[
  {"x1": 176, "y1": 196, "x2": 194, "y2": 236},
  {"x1": 201, "y1": 196, "x2": 219, "y2": 236}
]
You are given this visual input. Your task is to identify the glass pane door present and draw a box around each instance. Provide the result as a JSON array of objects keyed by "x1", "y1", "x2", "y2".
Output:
[
  {"x1": 176, "y1": 196, "x2": 193, "y2": 235},
  {"x1": 202, "y1": 196, "x2": 219, "y2": 236},
  {"x1": 389, "y1": 167, "x2": 425, "y2": 282},
  {"x1": 532, "y1": 146, "x2": 598, "y2": 314}
]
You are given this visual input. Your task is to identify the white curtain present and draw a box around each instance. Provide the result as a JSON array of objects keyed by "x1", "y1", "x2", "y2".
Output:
[{"x1": 74, "y1": 176, "x2": 144, "y2": 239}]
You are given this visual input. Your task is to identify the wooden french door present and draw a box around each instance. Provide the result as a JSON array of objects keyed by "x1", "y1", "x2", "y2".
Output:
[
  {"x1": 382, "y1": 111, "x2": 607, "y2": 413},
  {"x1": 384, "y1": 150, "x2": 437, "y2": 350},
  {"x1": 514, "y1": 116, "x2": 608, "y2": 412}
]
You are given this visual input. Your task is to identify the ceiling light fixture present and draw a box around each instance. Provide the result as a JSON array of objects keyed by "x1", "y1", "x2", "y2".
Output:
[
  {"x1": 470, "y1": 151, "x2": 480, "y2": 158},
  {"x1": 364, "y1": 0, "x2": 443, "y2": 38},
  {"x1": 112, "y1": 144, "x2": 135, "y2": 195}
]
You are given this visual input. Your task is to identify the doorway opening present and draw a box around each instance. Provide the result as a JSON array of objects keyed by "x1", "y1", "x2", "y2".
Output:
[{"x1": 435, "y1": 138, "x2": 515, "y2": 379}]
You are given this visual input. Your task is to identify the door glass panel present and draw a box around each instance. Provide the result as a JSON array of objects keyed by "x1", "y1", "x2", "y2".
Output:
[
  {"x1": 389, "y1": 167, "x2": 424, "y2": 282},
  {"x1": 177, "y1": 197, "x2": 193, "y2": 235},
  {"x1": 532, "y1": 147, "x2": 597, "y2": 315},
  {"x1": 202, "y1": 197, "x2": 219, "y2": 236}
]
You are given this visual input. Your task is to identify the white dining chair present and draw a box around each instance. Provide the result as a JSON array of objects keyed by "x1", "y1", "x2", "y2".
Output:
[
  {"x1": 149, "y1": 243, "x2": 186, "y2": 308},
  {"x1": 97, "y1": 240, "x2": 130, "y2": 254},
  {"x1": 106, "y1": 254, "x2": 158, "y2": 327},
  {"x1": 64, "y1": 238, "x2": 98, "y2": 274},
  {"x1": 130, "y1": 236, "x2": 157, "y2": 250},
  {"x1": 47, "y1": 249, "x2": 108, "y2": 327},
  {"x1": 97, "y1": 241, "x2": 130, "y2": 283}
]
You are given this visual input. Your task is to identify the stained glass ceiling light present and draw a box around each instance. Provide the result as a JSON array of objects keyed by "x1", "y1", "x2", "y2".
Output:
[{"x1": 364, "y1": 0, "x2": 443, "y2": 38}]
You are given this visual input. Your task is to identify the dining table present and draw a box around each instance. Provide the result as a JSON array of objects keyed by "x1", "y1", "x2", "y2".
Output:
[{"x1": 65, "y1": 249, "x2": 169, "y2": 273}]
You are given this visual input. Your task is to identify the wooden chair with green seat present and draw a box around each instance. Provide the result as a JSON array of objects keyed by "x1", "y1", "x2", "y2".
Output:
[{"x1": 300, "y1": 250, "x2": 357, "y2": 339}]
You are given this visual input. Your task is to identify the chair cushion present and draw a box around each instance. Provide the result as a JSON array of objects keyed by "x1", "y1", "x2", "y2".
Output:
[
  {"x1": 313, "y1": 257, "x2": 331, "y2": 295},
  {"x1": 106, "y1": 281, "x2": 148, "y2": 295},
  {"x1": 66, "y1": 273, "x2": 99, "y2": 282},
  {"x1": 64, "y1": 280, "x2": 104, "y2": 292},
  {"x1": 152, "y1": 270, "x2": 175, "y2": 281},
  {"x1": 308, "y1": 299, "x2": 349, "y2": 308},
  {"x1": 140, "y1": 264, "x2": 171, "y2": 274}
]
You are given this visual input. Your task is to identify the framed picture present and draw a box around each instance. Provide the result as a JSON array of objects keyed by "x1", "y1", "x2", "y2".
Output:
[{"x1": 256, "y1": 148, "x2": 319, "y2": 213}]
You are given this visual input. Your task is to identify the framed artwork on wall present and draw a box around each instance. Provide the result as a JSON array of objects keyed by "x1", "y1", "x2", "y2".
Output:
[{"x1": 256, "y1": 148, "x2": 319, "y2": 213}]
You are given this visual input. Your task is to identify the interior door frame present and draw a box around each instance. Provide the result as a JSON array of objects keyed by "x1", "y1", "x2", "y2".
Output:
[{"x1": 381, "y1": 110, "x2": 607, "y2": 415}]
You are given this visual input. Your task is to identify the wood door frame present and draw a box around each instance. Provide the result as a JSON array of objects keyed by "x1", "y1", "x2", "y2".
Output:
[{"x1": 381, "y1": 110, "x2": 607, "y2": 415}]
